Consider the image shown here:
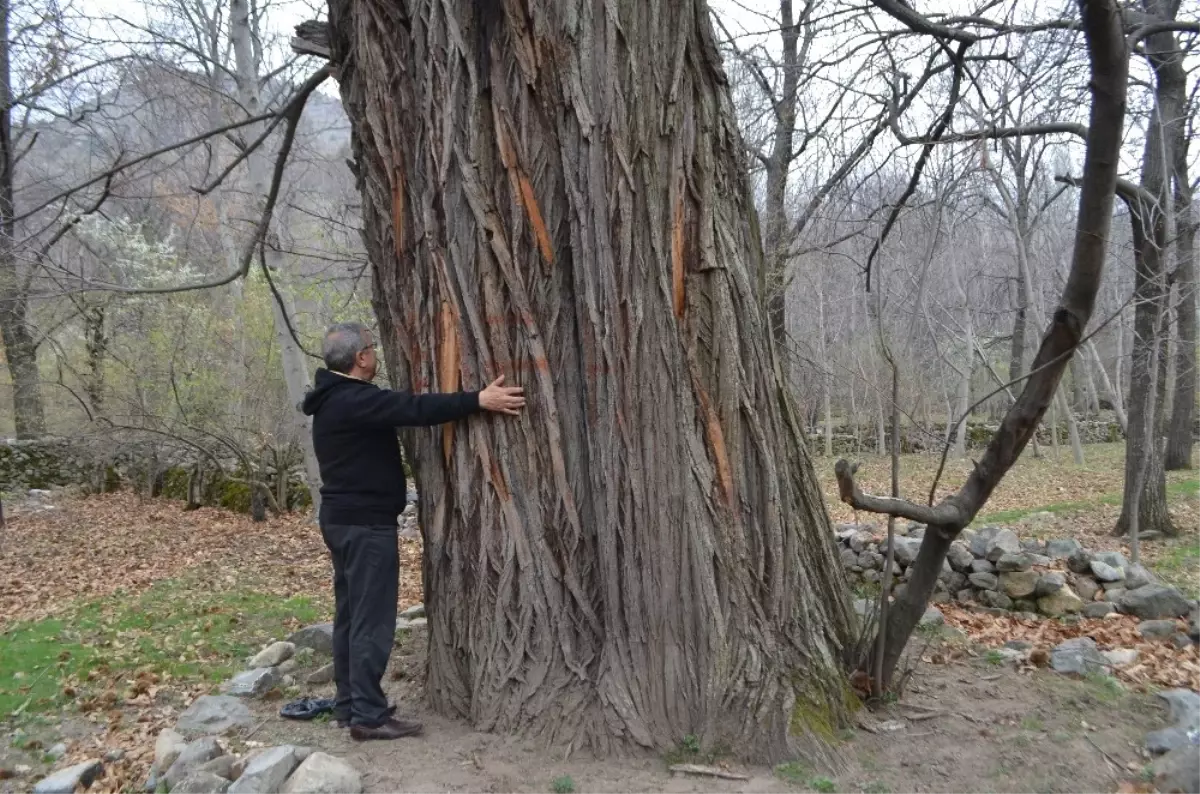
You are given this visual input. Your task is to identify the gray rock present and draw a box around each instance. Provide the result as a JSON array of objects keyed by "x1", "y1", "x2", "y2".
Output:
[
  {"x1": 851, "y1": 598, "x2": 872, "y2": 618},
  {"x1": 1039, "y1": 586, "x2": 1085, "y2": 616},
  {"x1": 1082, "y1": 602, "x2": 1117, "y2": 619},
  {"x1": 1139, "y1": 619, "x2": 1180, "y2": 640},
  {"x1": 46, "y1": 743, "x2": 67, "y2": 761},
  {"x1": 919, "y1": 607, "x2": 945, "y2": 627},
  {"x1": 1001, "y1": 571, "x2": 1039, "y2": 599},
  {"x1": 277, "y1": 658, "x2": 299, "y2": 676},
  {"x1": 1120, "y1": 585, "x2": 1192, "y2": 620},
  {"x1": 34, "y1": 761, "x2": 103, "y2": 794},
  {"x1": 1103, "y1": 648, "x2": 1139, "y2": 667},
  {"x1": 174, "y1": 772, "x2": 232, "y2": 794},
  {"x1": 104, "y1": 750, "x2": 125, "y2": 763},
  {"x1": 985, "y1": 529, "x2": 1022, "y2": 562},
  {"x1": 938, "y1": 559, "x2": 955, "y2": 583},
  {"x1": 893, "y1": 583, "x2": 909, "y2": 601},
  {"x1": 195, "y1": 756, "x2": 237, "y2": 781},
  {"x1": 997, "y1": 553, "x2": 1033, "y2": 572},
  {"x1": 969, "y1": 572, "x2": 999, "y2": 591},
  {"x1": 1028, "y1": 553, "x2": 1052, "y2": 567},
  {"x1": 281, "y1": 753, "x2": 363, "y2": 794},
  {"x1": 862, "y1": 569, "x2": 881, "y2": 584},
  {"x1": 287, "y1": 624, "x2": 334, "y2": 656},
  {"x1": 1050, "y1": 637, "x2": 1108, "y2": 676},
  {"x1": 860, "y1": 551, "x2": 884, "y2": 570},
  {"x1": 1173, "y1": 633, "x2": 1195, "y2": 649},
  {"x1": 948, "y1": 571, "x2": 968, "y2": 592},
  {"x1": 1035, "y1": 572, "x2": 1067, "y2": 597},
  {"x1": 956, "y1": 589, "x2": 976, "y2": 604},
  {"x1": 930, "y1": 590, "x2": 950, "y2": 604},
  {"x1": 948, "y1": 542, "x2": 974, "y2": 572},
  {"x1": 848, "y1": 531, "x2": 871, "y2": 553},
  {"x1": 1074, "y1": 575, "x2": 1101, "y2": 602},
  {"x1": 970, "y1": 559, "x2": 996, "y2": 574},
  {"x1": 176, "y1": 696, "x2": 254, "y2": 737},
  {"x1": 1046, "y1": 538, "x2": 1083, "y2": 560},
  {"x1": 165, "y1": 738, "x2": 224, "y2": 790},
  {"x1": 229, "y1": 746, "x2": 300, "y2": 794},
  {"x1": 1005, "y1": 639, "x2": 1033, "y2": 651},
  {"x1": 1124, "y1": 564, "x2": 1156, "y2": 590},
  {"x1": 1189, "y1": 604, "x2": 1200, "y2": 642},
  {"x1": 221, "y1": 668, "x2": 280, "y2": 698},
  {"x1": 1067, "y1": 548, "x2": 1094, "y2": 575},
  {"x1": 1095, "y1": 550, "x2": 1129, "y2": 570},
  {"x1": 1152, "y1": 745, "x2": 1200, "y2": 794},
  {"x1": 840, "y1": 548, "x2": 859, "y2": 568},
  {"x1": 979, "y1": 590, "x2": 1014, "y2": 610},
  {"x1": 1104, "y1": 586, "x2": 1125, "y2": 603},
  {"x1": 306, "y1": 664, "x2": 335, "y2": 685},
  {"x1": 1090, "y1": 560, "x2": 1124, "y2": 582},
  {"x1": 1020, "y1": 538, "x2": 1047, "y2": 554},
  {"x1": 969, "y1": 526, "x2": 1002, "y2": 557},
  {"x1": 1147, "y1": 690, "x2": 1200, "y2": 758},
  {"x1": 248, "y1": 642, "x2": 294, "y2": 669},
  {"x1": 880, "y1": 536, "x2": 922, "y2": 566},
  {"x1": 395, "y1": 617, "x2": 428, "y2": 632},
  {"x1": 908, "y1": 525, "x2": 926, "y2": 539}
]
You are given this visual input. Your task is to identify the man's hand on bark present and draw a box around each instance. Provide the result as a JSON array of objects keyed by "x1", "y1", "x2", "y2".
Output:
[{"x1": 479, "y1": 375, "x2": 526, "y2": 416}]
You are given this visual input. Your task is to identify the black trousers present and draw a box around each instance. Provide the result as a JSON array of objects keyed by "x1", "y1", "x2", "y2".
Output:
[{"x1": 319, "y1": 522, "x2": 398, "y2": 727}]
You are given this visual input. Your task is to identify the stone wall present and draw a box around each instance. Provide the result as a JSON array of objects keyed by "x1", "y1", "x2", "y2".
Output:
[
  {"x1": 836, "y1": 523, "x2": 1195, "y2": 623},
  {"x1": 0, "y1": 437, "x2": 311, "y2": 514},
  {"x1": 812, "y1": 418, "x2": 1129, "y2": 455}
]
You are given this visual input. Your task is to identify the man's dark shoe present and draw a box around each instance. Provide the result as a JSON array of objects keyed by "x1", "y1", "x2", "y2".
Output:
[
  {"x1": 349, "y1": 717, "x2": 424, "y2": 741},
  {"x1": 335, "y1": 705, "x2": 395, "y2": 728}
]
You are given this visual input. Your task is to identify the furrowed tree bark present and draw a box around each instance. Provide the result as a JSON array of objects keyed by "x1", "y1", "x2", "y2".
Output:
[
  {"x1": 0, "y1": 2, "x2": 45, "y2": 438},
  {"x1": 325, "y1": 0, "x2": 854, "y2": 761},
  {"x1": 838, "y1": 0, "x2": 1127, "y2": 688}
]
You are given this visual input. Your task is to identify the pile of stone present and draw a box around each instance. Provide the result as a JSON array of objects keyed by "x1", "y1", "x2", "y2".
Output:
[
  {"x1": 148, "y1": 733, "x2": 361, "y2": 794},
  {"x1": 835, "y1": 523, "x2": 1196, "y2": 630}
]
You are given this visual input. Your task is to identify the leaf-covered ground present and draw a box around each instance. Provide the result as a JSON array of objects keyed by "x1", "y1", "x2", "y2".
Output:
[{"x1": 0, "y1": 442, "x2": 1196, "y2": 792}]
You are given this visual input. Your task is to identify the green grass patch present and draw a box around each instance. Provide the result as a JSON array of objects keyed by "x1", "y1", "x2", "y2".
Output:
[
  {"x1": 1020, "y1": 715, "x2": 1044, "y2": 732},
  {"x1": 811, "y1": 776, "x2": 837, "y2": 793},
  {"x1": 1, "y1": 575, "x2": 322, "y2": 717},
  {"x1": 550, "y1": 776, "x2": 575, "y2": 794},
  {"x1": 774, "y1": 762, "x2": 810, "y2": 785},
  {"x1": 1081, "y1": 672, "x2": 1125, "y2": 704},
  {"x1": 976, "y1": 478, "x2": 1199, "y2": 526},
  {"x1": 1154, "y1": 540, "x2": 1200, "y2": 599}
]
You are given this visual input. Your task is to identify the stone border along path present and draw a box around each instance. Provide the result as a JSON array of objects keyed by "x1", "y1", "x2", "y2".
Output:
[
  {"x1": 26, "y1": 604, "x2": 428, "y2": 794},
  {"x1": 835, "y1": 521, "x2": 1199, "y2": 631}
]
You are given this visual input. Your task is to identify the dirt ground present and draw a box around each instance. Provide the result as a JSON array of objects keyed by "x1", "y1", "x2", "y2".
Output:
[{"x1": 244, "y1": 629, "x2": 1168, "y2": 794}]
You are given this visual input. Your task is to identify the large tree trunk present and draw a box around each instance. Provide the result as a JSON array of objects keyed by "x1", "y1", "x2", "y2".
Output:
[
  {"x1": 327, "y1": 0, "x2": 854, "y2": 761},
  {"x1": 0, "y1": 3, "x2": 45, "y2": 439}
]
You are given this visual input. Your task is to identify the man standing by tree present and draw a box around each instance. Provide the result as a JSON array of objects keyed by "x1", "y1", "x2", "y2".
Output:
[{"x1": 302, "y1": 321, "x2": 525, "y2": 740}]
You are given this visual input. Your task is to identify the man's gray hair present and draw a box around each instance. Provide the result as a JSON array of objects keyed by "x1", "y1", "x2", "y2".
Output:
[{"x1": 323, "y1": 322, "x2": 371, "y2": 373}]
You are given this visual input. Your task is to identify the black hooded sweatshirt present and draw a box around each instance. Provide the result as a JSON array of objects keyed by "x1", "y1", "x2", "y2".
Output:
[{"x1": 301, "y1": 368, "x2": 480, "y2": 526}]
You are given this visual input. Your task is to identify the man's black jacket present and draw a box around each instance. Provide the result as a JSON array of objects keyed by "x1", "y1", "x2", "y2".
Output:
[{"x1": 301, "y1": 368, "x2": 480, "y2": 526}]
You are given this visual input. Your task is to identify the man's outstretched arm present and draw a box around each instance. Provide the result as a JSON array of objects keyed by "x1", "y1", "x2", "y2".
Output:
[{"x1": 357, "y1": 375, "x2": 526, "y2": 427}]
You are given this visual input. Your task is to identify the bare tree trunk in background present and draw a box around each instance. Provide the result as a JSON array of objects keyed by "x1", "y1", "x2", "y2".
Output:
[
  {"x1": 1087, "y1": 338, "x2": 1127, "y2": 431},
  {"x1": 83, "y1": 304, "x2": 106, "y2": 415},
  {"x1": 326, "y1": 0, "x2": 854, "y2": 759},
  {"x1": 0, "y1": 3, "x2": 45, "y2": 439},
  {"x1": 1165, "y1": 123, "x2": 1196, "y2": 469},
  {"x1": 837, "y1": 0, "x2": 1127, "y2": 688},
  {"x1": 763, "y1": 0, "x2": 800, "y2": 382},
  {"x1": 1117, "y1": 1, "x2": 1182, "y2": 536},
  {"x1": 230, "y1": 0, "x2": 322, "y2": 513}
]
